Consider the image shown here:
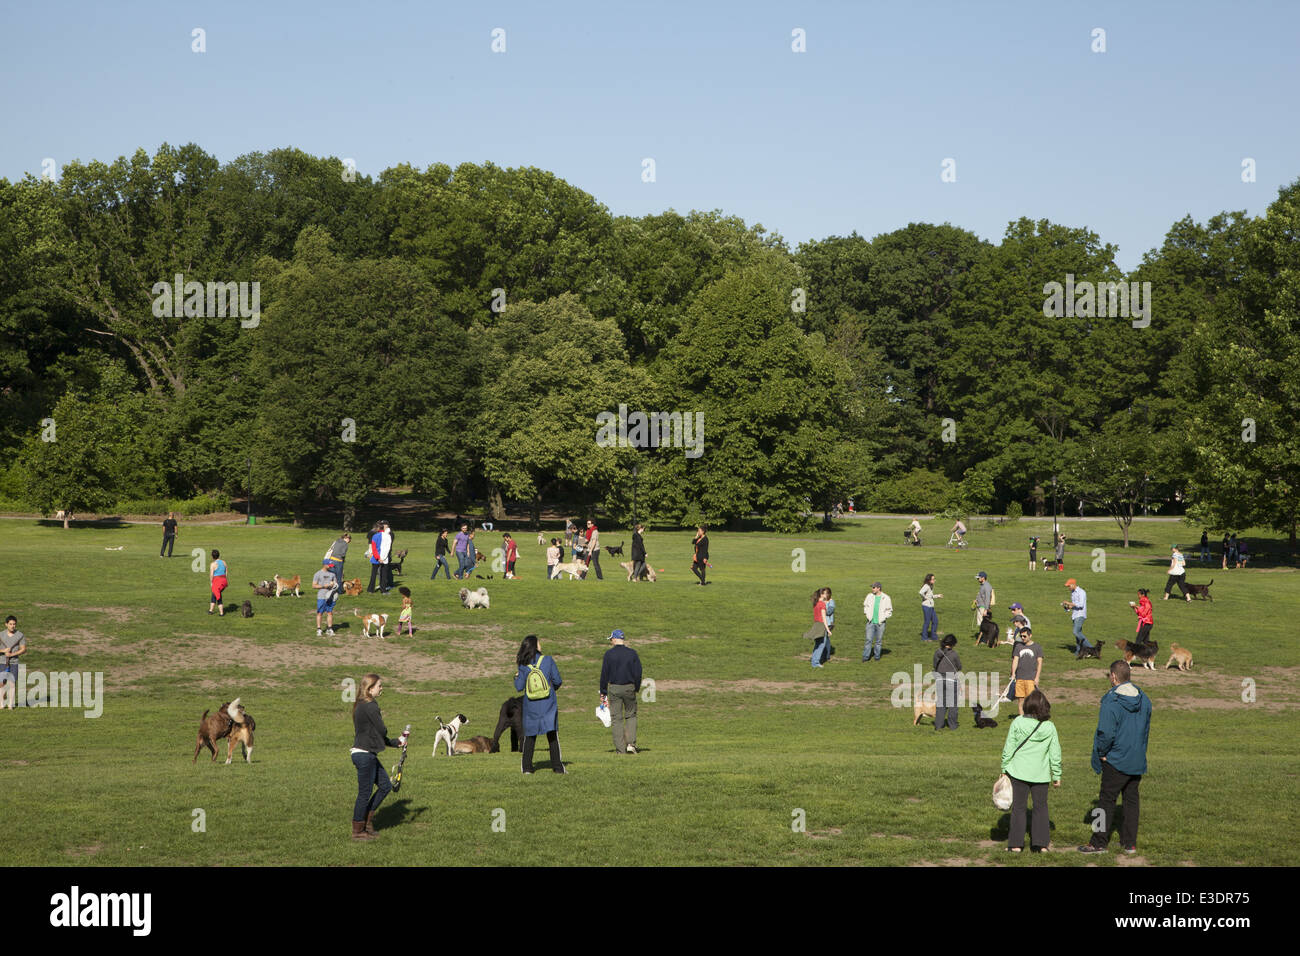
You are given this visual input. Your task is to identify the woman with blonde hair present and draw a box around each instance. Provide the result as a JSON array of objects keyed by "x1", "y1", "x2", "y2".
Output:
[{"x1": 349, "y1": 673, "x2": 407, "y2": 840}]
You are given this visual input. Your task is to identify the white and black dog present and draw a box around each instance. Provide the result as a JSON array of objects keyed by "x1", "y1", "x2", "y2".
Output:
[
  {"x1": 432, "y1": 714, "x2": 468, "y2": 756},
  {"x1": 459, "y1": 587, "x2": 490, "y2": 609}
]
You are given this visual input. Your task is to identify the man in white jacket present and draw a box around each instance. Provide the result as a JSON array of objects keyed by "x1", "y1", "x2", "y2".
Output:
[{"x1": 862, "y1": 582, "x2": 893, "y2": 662}]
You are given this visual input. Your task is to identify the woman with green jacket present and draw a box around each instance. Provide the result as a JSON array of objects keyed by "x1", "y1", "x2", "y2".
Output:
[{"x1": 1000, "y1": 689, "x2": 1062, "y2": 853}]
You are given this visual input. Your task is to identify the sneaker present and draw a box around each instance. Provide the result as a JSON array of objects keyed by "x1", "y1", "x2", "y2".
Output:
[
  {"x1": 1077, "y1": 844, "x2": 1107, "y2": 853},
  {"x1": 811, "y1": 663, "x2": 823, "y2": 669},
  {"x1": 626, "y1": 745, "x2": 637, "y2": 754},
  {"x1": 1122, "y1": 846, "x2": 1138, "y2": 855},
  {"x1": 326, "y1": 628, "x2": 335, "y2": 636},
  {"x1": 317, "y1": 629, "x2": 323, "y2": 636},
  {"x1": 522, "y1": 770, "x2": 533, "y2": 775}
]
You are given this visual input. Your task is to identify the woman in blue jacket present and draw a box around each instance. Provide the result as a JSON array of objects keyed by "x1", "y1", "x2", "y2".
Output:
[{"x1": 513, "y1": 634, "x2": 565, "y2": 774}]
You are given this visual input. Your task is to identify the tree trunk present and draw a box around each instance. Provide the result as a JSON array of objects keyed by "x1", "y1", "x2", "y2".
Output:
[
  {"x1": 63, "y1": 516, "x2": 70, "y2": 529},
  {"x1": 342, "y1": 503, "x2": 356, "y2": 533},
  {"x1": 487, "y1": 482, "x2": 506, "y2": 522},
  {"x1": 531, "y1": 494, "x2": 541, "y2": 530}
]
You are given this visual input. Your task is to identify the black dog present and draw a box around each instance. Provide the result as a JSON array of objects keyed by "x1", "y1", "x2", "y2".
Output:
[
  {"x1": 1078, "y1": 640, "x2": 1106, "y2": 660},
  {"x1": 388, "y1": 549, "x2": 409, "y2": 575},
  {"x1": 605, "y1": 541, "x2": 625, "y2": 557},
  {"x1": 492, "y1": 696, "x2": 524, "y2": 753},
  {"x1": 972, "y1": 704, "x2": 998, "y2": 729},
  {"x1": 975, "y1": 614, "x2": 1000, "y2": 648},
  {"x1": 240, "y1": 600, "x2": 254, "y2": 618},
  {"x1": 1183, "y1": 579, "x2": 1214, "y2": 601}
]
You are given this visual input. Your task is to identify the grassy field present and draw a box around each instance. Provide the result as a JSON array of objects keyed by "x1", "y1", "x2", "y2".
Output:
[{"x1": 2, "y1": 515, "x2": 1297, "y2": 866}]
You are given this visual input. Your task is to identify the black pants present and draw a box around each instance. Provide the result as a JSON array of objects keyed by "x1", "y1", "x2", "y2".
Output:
[
  {"x1": 1164, "y1": 574, "x2": 1187, "y2": 597},
  {"x1": 632, "y1": 559, "x2": 646, "y2": 580},
  {"x1": 1008, "y1": 776, "x2": 1051, "y2": 850},
  {"x1": 368, "y1": 563, "x2": 383, "y2": 593},
  {"x1": 588, "y1": 552, "x2": 602, "y2": 580},
  {"x1": 1091, "y1": 763, "x2": 1141, "y2": 849},
  {"x1": 522, "y1": 730, "x2": 563, "y2": 773},
  {"x1": 692, "y1": 560, "x2": 707, "y2": 584},
  {"x1": 1135, "y1": 622, "x2": 1153, "y2": 645},
  {"x1": 161, "y1": 534, "x2": 175, "y2": 557}
]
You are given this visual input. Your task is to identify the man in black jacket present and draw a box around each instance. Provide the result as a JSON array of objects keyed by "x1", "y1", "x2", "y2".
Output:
[
  {"x1": 600, "y1": 629, "x2": 643, "y2": 754},
  {"x1": 631, "y1": 523, "x2": 647, "y2": 581}
]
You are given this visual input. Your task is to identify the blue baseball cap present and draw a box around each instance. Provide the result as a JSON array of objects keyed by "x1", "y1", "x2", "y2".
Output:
[{"x1": 608, "y1": 629, "x2": 625, "y2": 641}]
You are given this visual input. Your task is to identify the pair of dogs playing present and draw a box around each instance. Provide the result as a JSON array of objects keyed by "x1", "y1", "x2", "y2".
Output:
[
  {"x1": 193, "y1": 698, "x2": 256, "y2": 764},
  {"x1": 1115, "y1": 638, "x2": 1195, "y2": 671},
  {"x1": 431, "y1": 697, "x2": 527, "y2": 755},
  {"x1": 249, "y1": 576, "x2": 303, "y2": 598}
]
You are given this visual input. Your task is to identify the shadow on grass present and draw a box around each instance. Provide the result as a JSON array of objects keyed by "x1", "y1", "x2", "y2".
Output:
[
  {"x1": 374, "y1": 797, "x2": 427, "y2": 830},
  {"x1": 989, "y1": 811, "x2": 1057, "y2": 844}
]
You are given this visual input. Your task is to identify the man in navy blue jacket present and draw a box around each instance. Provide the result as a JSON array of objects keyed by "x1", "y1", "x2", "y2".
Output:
[
  {"x1": 600, "y1": 629, "x2": 643, "y2": 754},
  {"x1": 1080, "y1": 660, "x2": 1152, "y2": 854}
]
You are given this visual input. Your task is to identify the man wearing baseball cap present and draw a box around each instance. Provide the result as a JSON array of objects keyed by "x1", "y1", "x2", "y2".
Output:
[
  {"x1": 974, "y1": 571, "x2": 994, "y2": 629},
  {"x1": 600, "y1": 629, "x2": 643, "y2": 754},
  {"x1": 1063, "y1": 578, "x2": 1094, "y2": 658},
  {"x1": 313, "y1": 559, "x2": 339, "y2": 636}
]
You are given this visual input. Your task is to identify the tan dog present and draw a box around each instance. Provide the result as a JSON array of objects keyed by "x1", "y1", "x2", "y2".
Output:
[
  {"x1": 274, "y1": 574, "x2": 302, "y2": 597},
  {"x1": 193, "y1": 697, "x2": 256, "y2": 764},
  {"x1": 1166, "y1": 642, "x2": 1194, "y2": 671},
  {"x1": 619, "y1": 561, "x2": 656, "y2": 582},
  {"x1": 453, "y1": 735, "x2": 496, "y2": 754},
  {"x1": 342, "y1": 577, "x2": 363, "y2": 597},
  {"x1": 354, "y1": 608, "x2": 389, "y2": 638},
  {"x1": 550, "y1": 560, "x2": 585, "y2": 580},
  {"x1": 913, "y1": 699, "x2": 936, "y2": 725}
]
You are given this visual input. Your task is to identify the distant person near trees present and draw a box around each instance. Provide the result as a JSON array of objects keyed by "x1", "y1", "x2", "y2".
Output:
[
  {"x1": 326, "y1": 532, "x2": 350, "y2": 589},
  {"x1": 431, "y1": 529, "x2": 451, "y2": 580},
  {"x1": 1199, "y1": 530, "x2": 1210, "y2": 564},
  {"x1": 584, "y1": 520, "x2": 604, "y2": 580},
  {"x1": 546, "y1": 538, "x2": 560, "y2": 579},
  {"x1": 1163, "y1": 546, "x2": 1189, "y2": 601},
  {"x1": 503, "y1": 532, "x2": 518, "y2": 579},
  {"x1": 631, "y1": 523, "x2": 648, "y2": 581},
  {"x1": 907, "y1": 517, "x2": 922, "y2": 546},
  {"x1": 1236, "y1": 538, "x2": 1249, "y2": 568},
  {"x1": 1028, "y1": 535, "x2": 1039, "y2": 571},
  {"x1": 161, "y1": 512, "x2": 178, "y2": 557},
  {"x1": 454, "y1": 523, "x2": 470, "y2": 579},
  {"x1": 691, "y1": 526, "x2": 709, "y2": 585},
  {"x1": 1054, "y1": 532, "x2": 1066, "y2": 571},
  {"x1": 1221, "y1": 533, "x2": 1231, "y2": 570},
  {"x1": 209, "y1": 550, "x2": 228, "y2": 616}
]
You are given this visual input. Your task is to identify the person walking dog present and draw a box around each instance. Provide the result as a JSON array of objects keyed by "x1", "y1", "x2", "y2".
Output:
[
  {"x1": 1063, "y1": 579, "x2": 1093, "y2": 658},
  {"x1": 1079, "y1": 661, "x2": 1152, "y2": 854},
  {"x1": 349, "y1": 673, "x2": 408, "y2": 840},
  {"x1": 599, "y1": 629, "x2": 643, "y2": 754},
  {"x1": 514, "y1": 635, "x2": 565, "y2": 774}
]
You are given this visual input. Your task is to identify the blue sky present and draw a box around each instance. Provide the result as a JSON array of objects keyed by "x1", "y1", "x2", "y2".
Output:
[{"x1": 3, "y1": 0, "x2": 1297, "y2": 269}]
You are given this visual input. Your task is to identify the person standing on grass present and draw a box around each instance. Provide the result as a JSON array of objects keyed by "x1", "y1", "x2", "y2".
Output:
[
  {"x1": 1199, "y1": 530, "x2": 1210, "y2": 564},
  {"x1": 463, "y1": 530, "x2": 479, "y2": 578},
  {"x1": 503, "y1": 532, "x2": 518, "y2": 579},
  {"x1": 919, "y1": 573, "x2": 942, "y2": 642},
  {"x1": 1129, "y1": 589, "x2": 1154, "y2": 646},
  {"x1": 349, "y1": 673, "x2": 408, "y2": 840},
  {"x1": 1079, "y1": 660, "x2": 1151, "y2": 855},
  {"x1": 453, "y1": 522, "x2": 471, "y2": 579},
  {"x1": 1, "y1": 616, "x2": 27, "y2": 710},
  {"x1": 1237, "y1": 538, "x2": 1249, "y2": 568},
  {"x1": 811, "y1": 588, "x2": 831, "y2": 667},
  {"x1": 514, "y1": 635, "x2": 565, "y2": 774},
  {"x1": 691, "y1": 526, "x2": 709, "y2": 585},
  {"x1": 1012, "y1": 626, "x2": 1043, "y2": 714},
  {"x1": 313, "y1": 560, "x2": 339, "y2": 636},
  {"x1": 1054, "y1": 532, "x2": 1066, "y2": 571},
  {"x1": 600, "y1": 628, "x2": 643, "y2": 754},
  {"x1": 161, "y1": 511, "x2": 178, "y2": 557},
  {"x1": 933, "y1": 633, "x2": 961, "y2": 731},
  {"x1": 431, "y1": 529, "x2": 452, "y2": 580},
  {"x1": 1028, "y1": 535, "x2": 1039, "y2": 571},
  {"x1": 1063, "y1": 578, "x2": 1093, "y2": 658},
  {"x1": 862, "y1": 581, "x2": 892, "y2": 662},
  {"x1": 1002, "y1": 689, "x2": 1062, "y2": 853},
  {"x1": 1163, "y1": 546, "x2": 1190, "y2": 601},
  {"x1": 326, "y1": 532, "x2": 351, "y2": 591},
  {"x1": 546, "y1": 538, "x2": 560, "y2": 579},
  {"x1": 584, "y1": 519, "x2": 604, "y2": 580},
  {"x1": 208, "y1": 550, "x2": 228, "y2": 616},
  {"x1": 378, "y1": 522, "x2": 393, "y2": 593},
  {"x1": 631, "y1": 523, "x2": 648, "y2": 581},
  {"x1": 974, "y1": 571, "x2": 994, "y2": 629},
  {"x1": 1221, "y1": 532, "x2": 1231, "y2": 570}
]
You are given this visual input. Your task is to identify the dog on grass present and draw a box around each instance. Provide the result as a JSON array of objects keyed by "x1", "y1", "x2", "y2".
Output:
[
  {"x1": 1078, "y1": 640, "x2": 1106, "y2": 660},
  {"x1": 342, "y1": 577, "x2": 363, "y2": 597},
  {"x1": 388, "y1": 549, "x2": 409, "y2": 575},
  {"x1": 537, "y1": 532, "x2": 546, "y2": 546},
  {"x1": 353, "y1": 608, "x2": 389, "y2": 638},
  {"x1": 550, "y1": 560, "x2": 586, "y2": 581},
  {"x1": 492, "y1": 696, "x2": 524, "y2": 752},
  {"x1": 240, "y1": 600, "x2": 254, "y2": 619},
  {"x1": 459, "y1": 587, "x2": 490, "y2": 609},
  {"x1": 974, "y1": 615, "x2": 1000, "y2": 648},
  {"x1": 274, "y1": 574, "x2": 302, "y2": 597},
  {"x1": 453, "y1": 735, "x2": 496, "y2": 755},
  {"x1": 193, "y1": 697, "x2": 256, "y2": 764},
  {"x1": 913, "y1": 698, "x2": 936, "y2": 725},
  {"x1": 1183, "y1": 579, "x2": 1214, "y2": 601},
  {"x1": 619, "y1": 560, "x2": 656, "y2": 582},
  {"x1": 605, "y1": 541, "x2": 625, "y2": 557},
  {"x1": 432, "y1": 714, "x2": 468, "y2": 756},
  {"x1": 249, "y1": 580, "x2": 275, "y2": 598},
  {"x1": 1166, "y1": 642, "x2": 1194, "y2": 671},
  {"x1": 972, "y1": 704, "x2": 999, "y2": 729},
  {"x1": 1116, "y1": 638, "x2": 1159, "y2": 670}
]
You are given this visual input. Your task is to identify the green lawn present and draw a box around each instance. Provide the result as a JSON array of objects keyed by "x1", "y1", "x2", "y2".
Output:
[{"x1": 2, "y1": 515, "x2": 1297, "y2": 866}]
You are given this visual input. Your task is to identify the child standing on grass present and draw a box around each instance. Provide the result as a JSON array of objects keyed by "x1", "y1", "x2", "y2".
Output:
[{"x1": 397, "y1": 587, "x2": 413, "y2": 636}]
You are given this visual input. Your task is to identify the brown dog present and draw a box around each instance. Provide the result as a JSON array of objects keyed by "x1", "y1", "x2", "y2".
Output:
[
  {"x1": 1183, "y1": 579, "x2": 1214, "y2": 601},
  {"x1": 452, "y1": 735, "x2": 496, "y2": 754},
  {"x1": 913, "y1": 699, "x2": 936, "y2": 725},
  {"x1": 1116, "y1": 638, "x2": 1159, "y2": 670},
  {"x1": 342, "y1": 577, "x2": 363, "y2": 597},
  {"x1": 193, "y1": 698, "x2": 256, "y2": 764},
  {"x1": 274, "y1": 574, "x2": 302, "y2": 597},
  {"x1": 249, "y1": 580, "x2": 275, "y2": 598},
  {"x1": 1166, "y1": 642, "x2": 1194, "y2": 671}
]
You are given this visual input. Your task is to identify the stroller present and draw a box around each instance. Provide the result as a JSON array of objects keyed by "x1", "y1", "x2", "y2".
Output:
[{"x1": 903, "y1": 527, "x2": 921, "y2": 546}]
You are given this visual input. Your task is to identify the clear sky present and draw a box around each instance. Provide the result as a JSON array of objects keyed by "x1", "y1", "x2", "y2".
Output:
[{"x1": 3, "y1": 0, "x2": 1297, "y2": 269}]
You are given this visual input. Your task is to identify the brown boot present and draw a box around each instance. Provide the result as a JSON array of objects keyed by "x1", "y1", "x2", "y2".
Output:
[
  {"x1": 351, "y1": 820, "x2": 373, "y2": 841},
  {"x1": 365, "y1": 811, "x2": 377, "y2": 836}
]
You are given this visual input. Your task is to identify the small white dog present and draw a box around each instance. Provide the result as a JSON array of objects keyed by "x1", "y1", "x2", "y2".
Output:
[
  {"x1": 432, "y1": 714, "x2": 468, "y2": 756},
  {"x1": 353, "y1": 608, "x2": 389, "y2": 638},
  {"x1": 459, "y1": 587, "x2": 490, "y2": 609},
  {"x1": 537, "y1": 531, "x2": 546, "y2": 546},
  {"x1": 550, "y1": 561, "x2": 586, "y2": 580}
]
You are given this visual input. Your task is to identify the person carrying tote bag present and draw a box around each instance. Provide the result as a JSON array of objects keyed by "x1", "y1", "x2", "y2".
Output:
[{"x1": 997, "y1": 689, "x2": 1062, "y2": 853}]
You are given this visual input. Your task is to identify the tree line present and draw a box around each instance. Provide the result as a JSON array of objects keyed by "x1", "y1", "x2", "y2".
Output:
[{"x1": 2, "y1": 144, "x2": 1298, "y2": 545}]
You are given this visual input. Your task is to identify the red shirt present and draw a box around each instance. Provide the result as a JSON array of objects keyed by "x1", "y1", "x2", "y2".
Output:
[
  {"x1": 506, "y1": 540, "x2": 518, "y2": 561},
  {"x1": 1134, "y1": 596, "x2": 1154, "y2": 627},
  {"x1": 585, "y1": 525, "x2": 595, "y2": 542},
  {"x1": 814, "y1": 599, "x2": 827, "y2": 624}
]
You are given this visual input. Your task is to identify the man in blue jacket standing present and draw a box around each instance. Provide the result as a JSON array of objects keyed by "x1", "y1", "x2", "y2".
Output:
[{"x1": 1079, "y1": 660, "x2": 1152, "y2": 854}]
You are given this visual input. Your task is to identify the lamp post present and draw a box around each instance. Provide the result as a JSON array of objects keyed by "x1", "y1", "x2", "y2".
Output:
[
  {"x1": 247, "y1": 456, "x2": 254, "y2": 526},
  {"x1": 1052, "y1": 474, "x2": 1058, "y2": 543},
  {"x1": 632, "y1": 463, "x2": 638, "y2": 528}
]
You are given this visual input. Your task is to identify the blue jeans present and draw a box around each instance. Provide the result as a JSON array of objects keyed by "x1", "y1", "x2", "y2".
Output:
[
  {"x1": 811, "y1": 629, "x2": 830, "y2": 666},
  {"x1": 863, "y1": 621, "x2": 886, "y2": 660},
  {"x1": 1199, "y1": 546, "x2": 1210, "y2": 564},
  {"x1": 351, "y1": 751, "x2": 392, "y2": 822},
  {"x1": 455, "y1": 550, "x2": 469, "y2": 578},
  {"x1": 327, "y1": 560, "x2": 344, "y2": 588},
  {"x1": 922, "y1": 606, "x2": 939, "y2": 641},
  {"x1": 1073, "y1": 616, "x2": 1092, "y2": 652},
  {"x1": 432, "y1": 555, "x2": 451, "y2": 579}
]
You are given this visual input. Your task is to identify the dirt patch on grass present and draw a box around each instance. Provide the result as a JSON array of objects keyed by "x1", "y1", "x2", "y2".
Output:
[
  {"x1": 1116, "y1": 854, "x2": 1150, "y2": 866},
  {"x1": 911, "y1": 858, "x2": 1003, "y2": 867},
  {"x1": 66, "y1": 842, "x2": 104, "y2": 857},
  {"x1": 49, "y1": 625, "x2": 515, "y2": 690},
  {"x1": 805, "y1": 828, "x2": 843, "y2": 840}
]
